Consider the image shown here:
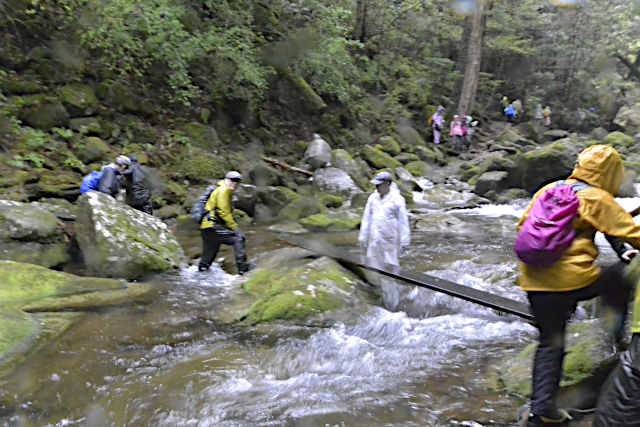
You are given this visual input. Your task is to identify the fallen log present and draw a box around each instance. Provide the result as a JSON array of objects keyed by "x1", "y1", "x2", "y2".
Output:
[{"x1": 262, "y1": 156, "x2": 314, "y2": 176}]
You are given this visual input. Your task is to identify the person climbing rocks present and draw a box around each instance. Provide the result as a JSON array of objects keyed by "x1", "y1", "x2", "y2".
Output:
[
  {"x1": 517, "y1": 145, "x2": 640, "y2": 426},
  {"x1": 123, "y1": 154, "x2": 153, "y2": 215},
  {"x1": 449, "y1": 115, "x2": 464, "y2": 151},
  {"x1": 512, "y1": 99, "x2": 523, "y2": 117},
  {"x1": 358, "y1": 171, "x2": 410, "y2": 266},
  {"x1": 504, "y1": 103, "x2": 517, "y2": 123},
  {"x1": 430, "y1": 106, "x2": 445, "y2": 145},
  {"x1": 501, "y1": 95, "x2": 509, "y2": 110},
  {"x1": 464, "y1": 115, "x2": 477, "y2": 149},
  {"x1": 98, "y1": 155, "x2": 131, "y2": 198},
  {"x1": 198, "y1": 171, "x2": 256, "y2": 275},
  {"x1": 535, "y1": 104, "x2": 544, "y2": 124}
]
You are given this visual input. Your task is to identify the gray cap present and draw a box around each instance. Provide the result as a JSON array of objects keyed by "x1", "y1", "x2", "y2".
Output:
[
  {"x1": 370, "y1": 171, "x2": 393, "y2": 185},
  {"x1": 116, "y1": 155, "x2": 132, "y2": 167},
  {"x1": 225, "y1": 171, "x2": 242, "y2": 180}
]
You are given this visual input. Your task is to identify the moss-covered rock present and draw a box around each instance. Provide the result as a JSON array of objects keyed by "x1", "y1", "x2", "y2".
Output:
[
  {"x1": 0, "y1": 72, "x2": 44, "y2": 95},
  {"x1": 25, "y1": 170, "x2": 82, "y2": 201},
  {"x1": 18, "y1": 100, "x2": 69, "y2": 131},
  {"x1": 162, "y1": 181, "x2": 187, "y2": 205},
  {"x1": 58, "y1": 84, "x2": 98, "y2": 117},
  {"x1": 318, "y1": 193, "x2": 343, "y2": 208},
  {"x1": 69, "y1": 117, "x2": 102, "y2": 135},
  {"x1": 394, "y1": 152, "x2": 420, "y2": 165},
  {"x1": 75, "y1": 136, "x2": 110, "y2": 164},
  {"x1": 404, "y1": 160, "x2": 429, "y2": 177},
  {"x1": 276, "y1": 197, "x2": 325, "y2": 223},
  {"x1": 257, "y1": 186, "x2": 298, "y2": 216},
  {"x1": 299, "y1": 210, "x2": 362, "y2": 232},
  {"x1": 182, "y1": 122, "x2": 221, "y2": 152},
  {"x1": 378, "y1": 136, "x2": 401, "y2": 155},
  {"x1": 602, "y1": 131, "x2": 634, "y2": 149},
  {"x1": 331, "y1": 149, "x2": 370, "y2": 190},
  {"x1": 104, "y1": 81, "x2": 142, "y2": 114},
  {"x1": 177, "y1": 147, "x2": 224, "y2": 184},
  {"x1": 215, "y1": 248, "x2": 374, "y2": 327},
  {"x1": 361, "y1": 145, "x2": 403, "y2": 169},
  {"x1": 76, "y1": 192, "x2": 185, "y2": 279},
  {"x1": 519, "y1": 139, "x2": 586, "y2": 192},
  {"x1": 497, "y1": 128, "x2": 528, "y2": 145}
]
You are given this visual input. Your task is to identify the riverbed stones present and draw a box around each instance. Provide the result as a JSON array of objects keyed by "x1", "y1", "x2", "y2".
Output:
[
  {"x1": 76, "y1": 192, "x2": 185, "y2": 279},
  {"x1": 217, "y1": 248, "x2": 376, "y2": 327},
  {"x1": 299, "y1": 209, "x2": 362, "y2": 232},
  {"x1": 313, "y1": 167, "x2": 362, "y2": 198}
]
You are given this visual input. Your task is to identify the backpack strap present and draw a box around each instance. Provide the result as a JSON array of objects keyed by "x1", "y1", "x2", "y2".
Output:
[{"x1": 554, "y1": 180, "x2": 592, "y2": 192}]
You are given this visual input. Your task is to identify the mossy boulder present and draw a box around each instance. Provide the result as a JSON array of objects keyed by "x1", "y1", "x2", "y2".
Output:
[
  {"x1": 58, "y1": 84, "x2": 98, "y2": 117},
  {"x1": 377, "y1": 136, "x2": 401, "y2": 156},
  {"x1": 75, "y1": 136, "x2": 110, "y2": 164},
  {"x1": 404, "y1": 160, "x2": 429, "y2": 177},
  {"x1": 257, "y1": 186, "x2": 298, "y2": 216},
  {"x1": 177, "y1": 147, "x2": 225, "y2": 184},
  {"x1": 519, "y1": 139, "x2": 585, "y2": 192},
  {"x1": 299, "y1": 210, "x2": 362, "y2": 232},
  {"x1": 318, "y1": 193, "x2": 343, "y2": 208},
  {"x1": 249, "y1": 161, "x2": 284, "y2": 187},
  {"x1": 361, "y1": 145, "x2": 402, "y2": 169},
  {"x1": 69, "y1": 117, "x2": 102, "y2": 135},
  {"x1": 331, "y1": 149, "x2": 370, "y2": 190},
  {"x1": 25, "y1": 170, "x2": 82, "y2": 201},
  {"x1": 182, "y1": 122, "x2": 221, "y2": 152},
  {"x1": 76, "y1": 192, "x2": 185, "y2": 279},
  {"x1": 394, "y1": 152, "x2": 420, "y2": 165},
  {"x1": 276, "y1": 197, "x2": 325, "y2": 223},
  {"x1": 104, "y1": 81, "x2": 141, "y2": 114},
  {"x1": 487, "y1": 321, "x2": 616, "y2": 407},
  {"x1": 0, "y1": 72, "x2": 44, "y2": 95},
  {"x1": 602, "y1": 131, "x2": 634, "y2": 149},
  {"x1": 18, "y1": 100, "x2": 69, "y2": 131},
  {"x1": 215, "y1": 248, "x2": 375, "y2": 327},
  {"x1": 496, "y1": 128, "x2": 528, "y2": 146}
]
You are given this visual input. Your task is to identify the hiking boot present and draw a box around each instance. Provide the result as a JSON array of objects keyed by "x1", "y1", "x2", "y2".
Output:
[
  {"x1": 526, "y1": 409, "x2": 571, "y2": 426},
  {"x1": 238, "y1": 263, "x2": 256, "y2": 276}
]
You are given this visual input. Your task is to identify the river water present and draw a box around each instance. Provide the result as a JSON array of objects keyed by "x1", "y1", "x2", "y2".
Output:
[{"x1": 1, "y1": 183, "x2": 638, "y2": 427}]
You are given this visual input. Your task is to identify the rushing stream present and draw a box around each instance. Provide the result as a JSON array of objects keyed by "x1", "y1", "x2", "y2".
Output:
[{"x1": 2, "y1": 183, "x2": 638, "y2": 427}]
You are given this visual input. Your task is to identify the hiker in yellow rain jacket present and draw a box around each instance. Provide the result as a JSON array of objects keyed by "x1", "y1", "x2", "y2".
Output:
[
  {"x1": 518, "y1": 145, "x2": 640, "y2": 426},
  {"x1": 198, "y1": 171, "x2": 255, "y2": 274},
  {"x1": 594, "y1": 293, "x2": 640, "y2": 426}
]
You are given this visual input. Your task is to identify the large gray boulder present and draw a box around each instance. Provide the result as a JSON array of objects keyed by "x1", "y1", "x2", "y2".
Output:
[
  {"x1": 475, "y1": 171, "x2": 510, "y2": 198},
  {"x1": 313, "y1": 167, "x2": 363, "y2": 198},
  {"x1": 234, "y1": 184, "x2": 258, "y2": 217},
  {"x1": 76, "y1": 192, "x2": 185, "y2": 279},
  {"x1": 0, "y1": 201, "x2": 70, "y2": 268},
  {"x1": 303, "y1": 134, "x2": 332, "y2": 170},
  {"x1": 517, "y1": 139, "x2": 586, "y2": 192},
  {"x1": 331, "y1": 149, "x2": 370, "y2": 190}
]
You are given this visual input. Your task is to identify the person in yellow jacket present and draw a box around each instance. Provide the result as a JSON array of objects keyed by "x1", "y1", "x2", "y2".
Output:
[
  {"x1": 518, "y1": 145, "x2": 640, "y2": 426},
  {"x1": 594, "y1": 294, "x2": 640, "y2": 426},
  {"x1": 198, "y1": 171, "x2": 255, "y2": 274}
]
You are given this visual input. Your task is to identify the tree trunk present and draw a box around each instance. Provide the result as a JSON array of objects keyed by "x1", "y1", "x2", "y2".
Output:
[
  {"x1": 457, "y1": 0, "x2": 489, "y2": 116},
  {"x1": 354, "y1": 0, "x2": 368, "y2": 43}
]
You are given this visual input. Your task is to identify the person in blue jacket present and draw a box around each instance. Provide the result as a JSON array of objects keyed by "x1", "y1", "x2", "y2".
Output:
[
  {"x1": 504, "y1": 104, "x2": 517, "y2": 123},
  {"x1": 98, "y1": 155, "x2": 131, "y2": 197}
]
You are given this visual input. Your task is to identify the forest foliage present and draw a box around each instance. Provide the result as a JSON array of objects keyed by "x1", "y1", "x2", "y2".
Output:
[{"x1": 1, "y1": 0, "x2": 639, "y2": 139}]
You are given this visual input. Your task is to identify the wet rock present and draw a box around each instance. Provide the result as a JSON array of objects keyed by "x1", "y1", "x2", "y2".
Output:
[
  {"x1": 518, "y1": 139, "x2": 586, "y2": 192},
  {"x1": 299, "y1": 209, "x2": 363, "y2": 232},
  {"x1": 216, "y1": 248, "x2": 376, "y2": 327},
  {"x1": 58, "y1": 84, "x2": 98, "y2": 117},
  {"x1": 313, "y1": 167, "x2": 363, "y2": 198},
  {"x1": 414, "y1": 212, "x2": 469, "y2": 233},
  {"x1": 303, "y1": 134, "x2": 332, "y2": 170},
  {"x1": 361, "y1": 145, "x2": 402, "y2": 169},
  {"x1": 404, "y1": 160, "x2": 429, "y2": 177},
  {"x1": 614, "y1": 103, "x2": 640, "y2": 135},
  {"x1": 475, "y1": 171, "x2": 510, "y2": 198},
  {"x1": 267, "y1": 223, "x2": 309, "y2": 235},
  {"x1": 394, "y1": 152, "x2": 420, "y2": 165},
  {"x1": 234, "y1": 184, "x2": 258, "y2": 217},
  {"x1": 602, "y1": 131, "x2": 634, "y2": 150},
  {"x1": 257, "y1": 186, "x2": 299, "y2": 216},
  {"x1": 590, "y1": 127, "x2": 609, "y2": 141},
  {"x1": 543, "y1": 129, "x2": 570, "y2": 142},
  {"x1": 395, "y1": 167, "x2": 413, "y2": 181},
  {"x1": 276, "y1": 197, "x2": 325, "y2": 223},
  {"x1": 496, "y1": 128, "x2": 528, "y2": 146},
  {"x1": 318, "y1": 193, "x2": 344, "y2": 208},
  {"x1": 487, "y1": 320, "x2": 617, "y2": 409},
  {"x1": 76, "y1": 192, "x2": 185, "y2": 279}
]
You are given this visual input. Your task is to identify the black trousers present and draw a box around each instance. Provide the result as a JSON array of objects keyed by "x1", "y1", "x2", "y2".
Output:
[
  {"x1": 527, "y1": 262, "x2": 633, "y2": 418},
  {"x1": 594, "y1": 334, "x2": 640, "y2": 427},
  {"x1": 199, "y1": 227, "x2": 248, "y2": 272}
]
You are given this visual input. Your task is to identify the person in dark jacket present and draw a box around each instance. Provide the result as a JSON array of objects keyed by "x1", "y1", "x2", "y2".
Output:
[
  {"x1": 198, "y1": 171, "x2": 255, "y2": 275},
  {"x1": 98, "y1": 155, "x2": 131, "y2": 197},
  {"x1": 123, "y1": 154, "x2": 153, "y2": 215}
]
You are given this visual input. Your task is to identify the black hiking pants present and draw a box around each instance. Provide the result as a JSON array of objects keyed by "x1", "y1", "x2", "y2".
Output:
[
  {"x1": 199, "y1": 226, "x2": 249, "y2": 273},
  {"x1": 594, "y1": 334, "x2": 640, "y2": 427},
  {"x1": 527, "y1": 262, "x2": 633, "y2": 419}
]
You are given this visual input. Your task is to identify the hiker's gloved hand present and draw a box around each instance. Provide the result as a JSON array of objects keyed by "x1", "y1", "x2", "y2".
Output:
[
  {"x1": 400, "y1": 245, "x2": 407, "y2": 255},
  {"x1": 621, "y1": 249, "x2": 639, "y2": 263},
  {"x1": 234, "y1": 229, "x2": 245, "y2": 240},
  {"x1": 203, "y1": 211, "x2": 212, "y2": 222},
  {"x1": 359, "y1": 242, "x2": 367, "y2": 251}
]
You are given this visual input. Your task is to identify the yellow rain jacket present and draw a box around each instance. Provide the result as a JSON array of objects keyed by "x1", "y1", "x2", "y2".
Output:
[
  {"x1": 200, "y1": 180, "x2": 238, "y2": 231},
  {"x1": 518, "y1": 145, "x2": 640, "y2": 292}
]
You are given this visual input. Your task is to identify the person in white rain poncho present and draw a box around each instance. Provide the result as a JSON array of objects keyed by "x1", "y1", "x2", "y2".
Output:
[{"x1": 358, "y1": 171, "x2": 410, "y2": 266}]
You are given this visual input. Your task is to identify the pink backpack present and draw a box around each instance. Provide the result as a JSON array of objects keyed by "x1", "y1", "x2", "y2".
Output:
[{"x1": 514, "y1": 181, "x2": 591, "y2": 268}]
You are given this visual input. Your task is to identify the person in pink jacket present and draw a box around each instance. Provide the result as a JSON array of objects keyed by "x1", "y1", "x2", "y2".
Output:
[
  {"x1": 450, "y1": 115, "x2": 464, "y2": 151},
  {"x1": 431, "y1": 106, "x2": 445, "y2": 144}
]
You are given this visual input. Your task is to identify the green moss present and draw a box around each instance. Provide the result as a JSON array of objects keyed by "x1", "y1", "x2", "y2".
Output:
[
  {"x1": 276, "y1": 198, "x2": 324, "y2": 223},
  {"x1": 361, "y1": 145, "x2": 403, "y2": 169},
  {"x1": 0, "y1": 260, "x2": 125, "y2": 305},
  {"x1": 300, "y1": 213, "x2": 333, "y2": 230},
  {"x1": 404, "y1": 161, "x2": 428, "y2": 177},
  {"x1": 178, "y1": 148, "x2": 224, "y2": 184},
  {"x1": 0, "y1": 308, "x2": 35, "y2": 357},
  {"x1": 58, "y1": 84, "x2": 98, "y2": 117},
  {"x1": 602, "y1": 131, "x2": 634, "y2": 148},
  {"x1": 182, "y1": 122, "x2": 220, "y2": 151},
  {"x1": 319, "y1": 193, "x2": 344, "y2": 208},
  {"x1": 239, "y1": 260, "x2": 354, "y2": 324},
  {"x1": 76, "y1": 136, "x2": 110, "y2": 164}
]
